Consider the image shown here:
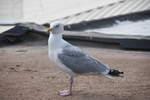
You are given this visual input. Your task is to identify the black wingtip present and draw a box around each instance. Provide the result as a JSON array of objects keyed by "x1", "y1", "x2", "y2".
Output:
[{"x1": 109, "y1": 69, "x2": 124, "y2": 77}]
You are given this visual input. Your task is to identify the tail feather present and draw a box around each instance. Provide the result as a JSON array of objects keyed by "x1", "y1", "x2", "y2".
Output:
[{"x1": 108, "y1": 69, "x2": 124, "y2": 77}]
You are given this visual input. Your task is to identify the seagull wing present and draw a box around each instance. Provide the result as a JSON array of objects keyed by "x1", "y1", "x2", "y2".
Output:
[{"x1": 58, "y1": 45, "x2": 110, "y2": 75}]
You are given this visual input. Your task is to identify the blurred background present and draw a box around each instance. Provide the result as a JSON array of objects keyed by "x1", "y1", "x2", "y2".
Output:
[{"x1": 0, "y1": 0, "x2": 150, "y2": 36}]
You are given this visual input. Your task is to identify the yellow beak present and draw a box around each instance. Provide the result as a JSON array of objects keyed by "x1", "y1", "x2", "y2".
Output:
[{"x1": 47, "y1": 28, "x2": 52, "y2": 32}]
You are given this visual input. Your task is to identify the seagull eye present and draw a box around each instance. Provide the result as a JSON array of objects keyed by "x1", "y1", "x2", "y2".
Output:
[{"x1": 55, "y1": 25, "x2": 59, "y2": 28}]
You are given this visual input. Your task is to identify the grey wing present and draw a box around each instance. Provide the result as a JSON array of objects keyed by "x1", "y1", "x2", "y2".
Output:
[{"x1": 58, "y1": 46, "x2": 110, "y2": 74}]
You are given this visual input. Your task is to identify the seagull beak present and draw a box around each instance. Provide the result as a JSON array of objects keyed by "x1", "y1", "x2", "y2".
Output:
[{"x1": 48, "y1": 28, "x2": 52, "y2": 32}]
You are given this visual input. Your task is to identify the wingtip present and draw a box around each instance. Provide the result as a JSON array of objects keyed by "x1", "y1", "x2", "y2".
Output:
[{"x1": 109, "y1": 69, "x2": 124, "y2": 77}]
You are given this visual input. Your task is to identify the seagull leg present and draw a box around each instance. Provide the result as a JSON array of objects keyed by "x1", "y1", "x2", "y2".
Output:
[
  {"x1": 59, "y1": 76, "x2": 74, "y2": 96},
  {"x1": 69, "y1": 76, "x2": 73, "y2": 95}
]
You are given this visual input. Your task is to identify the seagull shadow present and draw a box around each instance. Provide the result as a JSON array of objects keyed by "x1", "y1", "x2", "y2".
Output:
[{"x1": 72, "y1": 90, "x2": 116, "y2": 100}]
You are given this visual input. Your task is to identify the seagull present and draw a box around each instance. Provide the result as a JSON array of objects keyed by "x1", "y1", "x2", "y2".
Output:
[{"x1": 47, "y1": 21, "x2": 123, "y2": 96}]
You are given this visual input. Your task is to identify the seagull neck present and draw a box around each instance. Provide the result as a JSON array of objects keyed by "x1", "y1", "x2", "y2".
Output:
[
  {"x1": 50, "y1": 33, "x2": 63, "y2": 40},
  {"x1": 49, "y1": 33, "x2": 63, "y2": 48},
  {"x1": 48, "y1": 33, "x2": 64, "y2": 51}
]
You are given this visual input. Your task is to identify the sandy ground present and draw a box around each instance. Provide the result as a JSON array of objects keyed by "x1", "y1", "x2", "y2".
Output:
[{"x1": 0, "y1": 40, "x2": 150, "y2": 100}]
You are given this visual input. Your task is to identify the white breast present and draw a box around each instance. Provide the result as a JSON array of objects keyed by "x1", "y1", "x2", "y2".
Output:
[{"x1": 48, "y1": 36, "x2": 76, "y2": 76}]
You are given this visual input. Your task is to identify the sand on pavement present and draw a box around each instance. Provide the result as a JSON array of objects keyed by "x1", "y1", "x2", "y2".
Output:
[{"x1": 0, "y1": 40, "x2": 150, "y2": 100}]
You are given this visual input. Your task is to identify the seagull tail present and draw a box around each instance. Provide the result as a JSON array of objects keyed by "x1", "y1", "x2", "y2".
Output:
[
  {"x1": 102, "y1": 69, "x2": 124, "y2": 80},
  {"x1": 108, "y1": 69, "x2": 124, "y2": 77}
]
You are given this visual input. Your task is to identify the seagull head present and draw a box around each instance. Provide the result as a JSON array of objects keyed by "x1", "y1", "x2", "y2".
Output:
[{"x1": 47, "y1": 21, "x2": 64, "y2": 34}]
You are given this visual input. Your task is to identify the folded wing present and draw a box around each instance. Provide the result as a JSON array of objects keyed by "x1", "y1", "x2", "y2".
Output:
[{"x1": 58, "y1": 45, "x2": 110, "y2": 75}]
